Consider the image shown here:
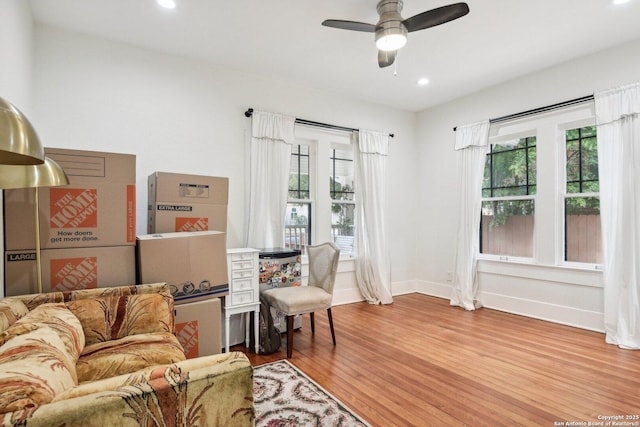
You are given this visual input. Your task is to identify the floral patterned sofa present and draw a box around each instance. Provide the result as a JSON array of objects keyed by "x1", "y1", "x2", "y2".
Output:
[{"x1": 0, "y1": 283, "x2": 254, "y2": 426}]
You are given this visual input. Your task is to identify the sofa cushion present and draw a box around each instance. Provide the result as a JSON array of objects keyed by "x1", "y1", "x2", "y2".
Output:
[
  {"x1": 0, "y1": 300, "x2": 28, "y2": 336},
  {"x1": 66, "y1": 293, "x2": 174, "y2": 347},
  {"x1": 76, "y1": 332, "x2": 186, "y2": 383},
  {"x1": 0, "y1": 327, "x2": 77, "y2": 415},
  {"x1": 1, "y1": 303, "x2": 85, "y2": 362},
  {"x1": 54, "y1": 352, "x2": 247, "y2": 402}
]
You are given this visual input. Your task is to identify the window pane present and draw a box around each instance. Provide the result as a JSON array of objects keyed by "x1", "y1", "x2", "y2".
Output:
[
  {"x1": 285, "y1": 203, "x2": 310, "y2": 254},
  {"x1": 566, "y1": 126, "x2": 598, "y2": 194},
  {"x1": 581, "y1": 136, "x2": 598, "y2": 182},
  {"x1": 480, "y1": 200, "x2": 534, "y2": 257},
  {"x1": 565, "y1": 197, "x2": 601, "y2": 263},
  {"x1": 527, "y1": 148, "x2": 537, "y2": 186},
  {"x1": 289, "y1": 145, "x2": 310, "y2": 199},
  {"x1": 331, "y1": 202, "x2": 354, "y2": 255},
  {"x1": 566, "y1": 139, "x2": 580, "y2": 183},
  {"x1": 330, "y1": 148, "x2": 354, "y2": 201},
  {"x1": 482, "y1": 137, "x2": 536, "y2": 197}
]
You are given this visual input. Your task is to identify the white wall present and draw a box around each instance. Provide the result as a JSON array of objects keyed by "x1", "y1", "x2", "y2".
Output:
[
  {"x1": 415, "y1": 38, "x2": 640, "y2": 331},
  {"x1": 29, "y1": 25, "x2": 418, "y2": 303},
  {"x1": 0, "y1": 0, "x2": 33, "y2": 112},
  {"x1": 0, "y1": 0, "x2": 36, "y2": 298}
]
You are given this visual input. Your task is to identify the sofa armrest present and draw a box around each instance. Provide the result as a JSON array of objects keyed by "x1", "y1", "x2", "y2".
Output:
[{"x1": 1, "y1": 352, "x2": 254, "y2": 427}]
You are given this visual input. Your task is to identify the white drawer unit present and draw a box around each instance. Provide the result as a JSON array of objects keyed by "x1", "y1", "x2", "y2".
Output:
[{"x1": 224, "y1": 248, "x2": 260, "y2": 354}]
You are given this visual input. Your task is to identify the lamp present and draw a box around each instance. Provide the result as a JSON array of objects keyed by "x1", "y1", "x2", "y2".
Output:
[
  {"x1": 0, "y1": 157, "x2": 69, "y2": 293},
  {"x1": 0, "y1": 97, "x2": 45, "y2": 165}
]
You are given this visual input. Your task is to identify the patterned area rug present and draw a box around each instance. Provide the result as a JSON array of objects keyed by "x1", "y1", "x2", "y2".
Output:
[{"x1": 254, "y1": 360, "x2": 370, "y2": 427}]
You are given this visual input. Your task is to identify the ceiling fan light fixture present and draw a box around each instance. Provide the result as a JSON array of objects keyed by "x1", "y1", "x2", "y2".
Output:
[
  {"x1": 375, "y1": 0, "x2": 407, "y2": 52},
  {"x1": 322, "y1": 0, "x2": 469, "y2": 68},
  {"x1": 376, "y1": 31, "x2": 407, "y2": 51}
]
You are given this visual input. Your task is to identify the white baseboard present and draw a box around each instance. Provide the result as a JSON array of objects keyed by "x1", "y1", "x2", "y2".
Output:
[
  {"x1": 407, "y1": 279, "x2": 604, "y2": 333},
  {"x1": 480, "y1": 292, "x2": 604, "y2": 333}
]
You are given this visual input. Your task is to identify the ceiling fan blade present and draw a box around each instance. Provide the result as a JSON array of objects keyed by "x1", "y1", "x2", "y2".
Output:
[
  {"x1": 403, "y1": 2, "x2": 469, "y2": 33},
  {"x1": 322, "y1": 19, "x2": 376, "y2": 33},
  {"x1": 378, "y1": 50, "x2": 396, "y2": 68}
]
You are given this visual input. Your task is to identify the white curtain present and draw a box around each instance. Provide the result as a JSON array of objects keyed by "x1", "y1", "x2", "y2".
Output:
[
  {"x1": 354, "y1": 129, "x2": 393, "y2": 305},
  {"x1": 594, "y1": 82, "x2": 640, "y2": 349},
  {"x1": 246, "y1": 110, "x2": 295, "y2": 249},
  {"x1": 450, "y1": 121, "x2": 490, "y2": 311}
]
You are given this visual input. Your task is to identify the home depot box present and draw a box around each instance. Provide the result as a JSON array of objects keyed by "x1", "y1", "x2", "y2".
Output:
[
  {"x1": 4, "y1": 148, "x2": 136, "y2": 250},
  {"x1": 136, "y1": 231, "x2": 229, "y2": 303},
  {"x1": 174, "y1": 298, "x2": 221, "y2": 358},
  {"x1": 148, "y1": 203, "x2": 227, "y2": 234},
  {"x1": 4, "y1": 245, "x2": 136, "y2": 296},
  {"x1": 147, "y1": 172, "x2": 228, "y2": 234},
  {"x1": 148, "y1": 172, "x2": 228, "y2": 205}
]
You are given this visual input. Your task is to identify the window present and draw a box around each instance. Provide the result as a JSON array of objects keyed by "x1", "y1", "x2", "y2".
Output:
[
  {"x1": 284, "y1": 127, "x2": 355, "y2": 257},
  {"x1": 478, "y1": 102, "x2": 602, "y2": 269},
  {"x1": 285, "y1": 144, "x2": 311, "y2": 253},
  {"x1": 330, "y1": 146, "x2": 355, "y2": 256},
  {"x1": 564, "y1": 125, "x2": 601, "y2": 264},
  {"x1": 480, "y1": 137, "x2": 537, "y2": 258}
]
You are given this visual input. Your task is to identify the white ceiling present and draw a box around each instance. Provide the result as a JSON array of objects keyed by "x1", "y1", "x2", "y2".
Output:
[{"x1": 28, "y1": 0, "x2": 640, "y2": 112}]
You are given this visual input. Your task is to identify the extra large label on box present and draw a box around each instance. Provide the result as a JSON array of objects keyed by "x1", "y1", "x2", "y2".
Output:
[
  {"x1": 147, "y1": 203, "x2": 227, "y2": 234},
  {"x1": 5, "y1": 246, "x2": 136, "y2": 296},
  {"x1": 148, "y1": 172, "x2": 228, "y2": 205},
  {"x1": 4, "y1": 147, "x2": 136, "y2": 250}
]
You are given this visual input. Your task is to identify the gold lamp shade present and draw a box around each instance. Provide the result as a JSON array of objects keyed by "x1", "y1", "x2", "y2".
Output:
[
  {"x1": 0, "y1": 97, "x2": 45, "y2": 165},
  {"x1": 0, "y1": 156, "x2": 69, "y2": 189}
]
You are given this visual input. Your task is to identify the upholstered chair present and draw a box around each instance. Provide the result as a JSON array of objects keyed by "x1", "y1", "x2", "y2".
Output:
[{"x1": 262, "y1": 242, "x2": 340, "y2": 358}]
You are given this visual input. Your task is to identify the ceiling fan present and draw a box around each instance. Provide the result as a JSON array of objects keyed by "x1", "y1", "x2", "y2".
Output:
[{"x1": 322, "y1": 1, "x2": 469, "y2": 68}]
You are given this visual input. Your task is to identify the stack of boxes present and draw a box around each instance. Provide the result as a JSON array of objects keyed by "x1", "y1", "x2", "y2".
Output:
[
  {"x1": 4, "y1": 148, "x2": 136, "y2": 295},
  {"x1": 4, "y1": 160, "x2": 230, "y2": 359},
  {"x1": 138, "y1": 172, "x2": 230, "y2": 358}
]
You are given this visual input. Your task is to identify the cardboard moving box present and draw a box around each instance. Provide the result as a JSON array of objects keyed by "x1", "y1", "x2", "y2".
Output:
[
  {"x1": 148, "y1": 172, "x2": 228, "y2": 205},
  {"x1": 5, "y1": 245, "x2": 136, "y2": 296},
  {"x1": 174, "y1": 298, "x2": 221, "y2": 358},
  {"x1": 147, "y1": 203, "x2": 227, "y2": 234},
  {"x1": 4, "y1": 148, "x2": 136, "y2": 250},
  {"x1": 137, "y1": 231, "x2": 229, "y2": 303},
  {"x1": 147, "y1": 172, "x2": 228, "y2": 234}
]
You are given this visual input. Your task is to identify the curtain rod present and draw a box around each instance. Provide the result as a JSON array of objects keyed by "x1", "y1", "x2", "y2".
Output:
[
  {"x1": 244, "y1": 108, "x2": 394, "y2": 138},
  {"x1": 452, "y1": 94, "x2": 594, "y2": 131}
]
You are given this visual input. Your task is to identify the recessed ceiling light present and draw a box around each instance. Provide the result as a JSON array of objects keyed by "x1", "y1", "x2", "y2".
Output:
[
  {"x1": 157, "y1": 0, "x2": 176, "y2": 9},
  {"x1": 612, "y1": 0, "x2": 630, "y2": 5},
  {"x1": 417, "y1": 78, "x2": 430, "y2": 86}
]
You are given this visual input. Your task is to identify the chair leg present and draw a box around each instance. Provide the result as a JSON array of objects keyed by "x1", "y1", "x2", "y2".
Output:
[
  {"x1": 310, "y1": 312, "x2": 315, "y2": 334},
  {"x1": 327, "y1": 308, "x2": 336, "y2": 345},
  {"x1": 286, "y1": 315, "x2": 294, "y2": 359}
]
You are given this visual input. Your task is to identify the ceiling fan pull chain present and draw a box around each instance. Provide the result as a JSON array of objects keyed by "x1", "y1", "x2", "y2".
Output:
[{"x1": 393, "y1": 52, "x2": 398, "y2": 76}]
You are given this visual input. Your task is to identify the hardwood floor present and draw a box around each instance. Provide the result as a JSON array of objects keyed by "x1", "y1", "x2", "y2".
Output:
[{"x1": 232, "y1": 293, "x2": 640, "y2": 426}]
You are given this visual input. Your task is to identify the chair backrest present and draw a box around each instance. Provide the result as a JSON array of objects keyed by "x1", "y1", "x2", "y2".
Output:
[{"x1": 307, "y1": 242, "x2": 340, "y2": 295}]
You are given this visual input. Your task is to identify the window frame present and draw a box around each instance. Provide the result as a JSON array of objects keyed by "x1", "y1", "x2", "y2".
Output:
[
  {"x1": 479, "y1": 134, "x2": 538, "y2": 263},
  {"x1": 477, "y1": 103, "x2": 603, "y2": 274},
  {"x1": 329, "y1": 142, "x2": 356, "y2": 257},
  {"x1": 557, "y1": 119, "x2": 602, "y2": 269},
  {"x1": 286, "y1": 139, "x2": 314, "y2": 254},
  {"x1": 287, "y1": 126, "x2": 355, "y2": 259}
]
